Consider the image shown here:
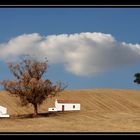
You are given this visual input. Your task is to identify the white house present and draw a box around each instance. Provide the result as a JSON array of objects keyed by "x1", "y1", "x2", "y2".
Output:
[
  {"x1": 48, "y1": 99, "x2": 80, "y2": 112},
  {"x1": 0, "y1": 106, "x2": 10, "y2": 118}
]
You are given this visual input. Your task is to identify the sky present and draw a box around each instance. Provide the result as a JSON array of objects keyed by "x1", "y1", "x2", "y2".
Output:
[{"x1": 0, "y1": 8, "x2": 140, "y2": 90}]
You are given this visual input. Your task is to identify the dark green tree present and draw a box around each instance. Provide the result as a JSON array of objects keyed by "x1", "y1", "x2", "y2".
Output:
[{"x1": 134, "y1": 73, "x2": 140, "y2": 84}]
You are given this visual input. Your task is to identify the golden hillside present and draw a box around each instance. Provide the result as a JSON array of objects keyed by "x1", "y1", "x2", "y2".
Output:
[{"x1": 0, "y1": 89, "x2": 140, "y2": 132}]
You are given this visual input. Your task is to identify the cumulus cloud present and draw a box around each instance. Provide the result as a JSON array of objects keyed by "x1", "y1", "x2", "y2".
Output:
[{"x1": 0, "y1": 32, "x2": 140, "y2": 76}]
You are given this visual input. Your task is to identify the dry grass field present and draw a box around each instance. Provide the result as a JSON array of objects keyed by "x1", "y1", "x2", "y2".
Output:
[{"x1": 1, "y1": 89, "x2": 140, "y2": 132}]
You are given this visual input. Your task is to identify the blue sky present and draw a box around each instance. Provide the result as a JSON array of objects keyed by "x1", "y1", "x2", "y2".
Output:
[{"x1": 0, "y1": 8, "x2": 140, "y2": 90}]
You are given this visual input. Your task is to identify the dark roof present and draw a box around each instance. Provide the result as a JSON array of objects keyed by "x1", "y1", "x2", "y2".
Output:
[{"x1": 57, "y1": 99, "x2": 80, "y2": 103}]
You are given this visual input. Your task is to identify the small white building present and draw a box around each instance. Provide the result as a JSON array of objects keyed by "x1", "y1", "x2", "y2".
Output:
[
  {"x1": 0, "y1": 106, "x2": 10, "y2": 118},
  {"x1": 48, "y1": 99, "x2": 80, "y2": 112}
]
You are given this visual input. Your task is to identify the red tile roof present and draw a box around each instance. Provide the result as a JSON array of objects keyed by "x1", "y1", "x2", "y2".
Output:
[{"x1": 57, "y1": 99, "x2": 80, "y2": 103}]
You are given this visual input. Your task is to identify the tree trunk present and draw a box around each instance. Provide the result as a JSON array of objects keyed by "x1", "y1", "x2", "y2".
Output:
[{"x1": 33, "y1": 104, "x2": 38, "y2": 116}]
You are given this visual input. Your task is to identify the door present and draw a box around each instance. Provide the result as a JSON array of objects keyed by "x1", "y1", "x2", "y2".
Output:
[{"x1": 62, "y1": 105, "x2": 64, "y2": 112}]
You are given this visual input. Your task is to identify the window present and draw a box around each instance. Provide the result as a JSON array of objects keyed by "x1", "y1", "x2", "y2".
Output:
[{"x1": 73, "y1": 105, "x2": 75, "y2": 109}]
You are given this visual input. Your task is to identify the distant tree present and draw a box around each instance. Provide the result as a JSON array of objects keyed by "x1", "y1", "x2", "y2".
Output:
[
  {"x1": 134, "y1": 73, "x2": 140, "y2": 84},
  {"x1": 1, "y1": 56, "x2": 67, "y2": 117}
]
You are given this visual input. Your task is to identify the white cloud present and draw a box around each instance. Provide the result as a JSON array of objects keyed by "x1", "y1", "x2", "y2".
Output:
[{"x1": 0, "y1": 32, "x2": 140, "y2": 76}]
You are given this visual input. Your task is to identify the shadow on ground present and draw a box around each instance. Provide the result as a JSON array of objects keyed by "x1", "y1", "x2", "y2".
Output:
[
  {"x1": 10, "y1": 112, "x2": 60, "y2": 119},
  {"x1": 1, "y1": 111, "x2": 78, "y2": 120}
]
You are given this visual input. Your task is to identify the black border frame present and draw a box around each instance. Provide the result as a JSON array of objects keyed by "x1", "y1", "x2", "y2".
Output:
[{"x1": 0, "y1": 2, "x2": 140, "y2": 139}]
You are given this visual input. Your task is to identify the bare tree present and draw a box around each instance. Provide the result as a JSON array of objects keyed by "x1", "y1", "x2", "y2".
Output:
[{"x1": 1, "y1": 56, "x2": 67, "y2": 117}]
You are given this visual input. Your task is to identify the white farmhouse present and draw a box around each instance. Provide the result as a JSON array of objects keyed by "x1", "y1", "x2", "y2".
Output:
[
  {"x1": 0, "y1": 106, "x2": 10, "y2": 118},
  {"x1": 48, "y1": 99, "x2": 80, "y2": 112}
]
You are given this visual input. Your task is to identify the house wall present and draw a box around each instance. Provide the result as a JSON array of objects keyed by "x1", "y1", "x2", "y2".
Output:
[
  {"x1": 55, "y1": 101, "x2": 80, "y2": 111},
  {"x1": 0, "y1": 106, "x2": 7, "y2": 114},
  {"x1": 48, "y1": 107, "x2": 57, "y2": 112}
]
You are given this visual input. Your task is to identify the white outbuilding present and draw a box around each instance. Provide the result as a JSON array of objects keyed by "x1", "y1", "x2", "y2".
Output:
[
  {"x1": 0, "y1": 106, "x2": 10, "y2": 118},
  {"x1": 48, "y1": 99, "x2": 80, "y2": 112}
]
